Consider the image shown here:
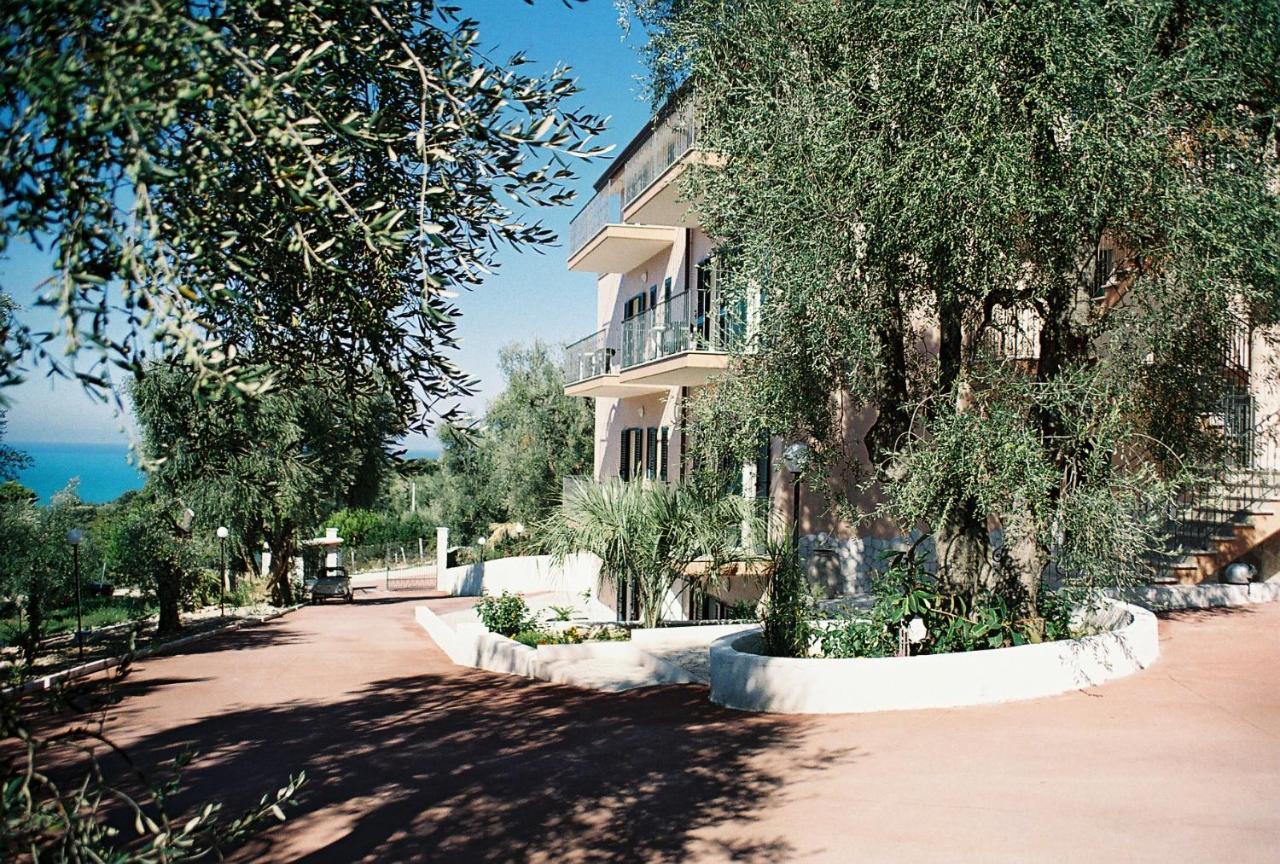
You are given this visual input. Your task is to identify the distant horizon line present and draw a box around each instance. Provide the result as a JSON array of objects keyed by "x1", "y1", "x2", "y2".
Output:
[{"x1": 10, "y1": 439, "x2": 442, "y2": 455}]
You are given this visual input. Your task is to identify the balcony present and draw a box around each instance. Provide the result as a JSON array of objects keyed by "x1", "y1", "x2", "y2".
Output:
[
  {"x1": 566, "y1": 190, "x2": 678, "y2": 274},
  {"x1": 562, "y1": 328, "x2": 665, "y2": 398},
  {"x1": 621, "y1": 97, "x2": 700, "y2": 226},
  {"x1": 617, "y1": 289, "x2": 743, "y2": 388}
]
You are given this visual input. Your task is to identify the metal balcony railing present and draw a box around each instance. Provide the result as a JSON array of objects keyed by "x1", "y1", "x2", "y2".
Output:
[
  {"x1": 568, "y1": 191, "x2": 621, "y2": 260},
  {"x1": 564, "y1": 328, "x2": 615, "y2": 385},
  {"x1": 986, "y1": 305, "x2": 1041, "y2": 360},
  {"x1": 622, "y1": 97, "x2": 697, "y2": 211},
  {"x1": 619, "y1": 289, "x2": 744, "y2": 370},
  {"x1": 1219, "y1": 310, "x2": 1251, "y2": 375}
]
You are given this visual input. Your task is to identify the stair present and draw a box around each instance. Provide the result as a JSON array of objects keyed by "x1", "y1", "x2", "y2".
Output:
[{"x1": 1147, "y1": 471, "x2": 1280, "y2": 584}]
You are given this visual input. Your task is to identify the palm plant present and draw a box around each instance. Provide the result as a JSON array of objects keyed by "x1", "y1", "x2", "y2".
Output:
[{"x1": 542, "y1": 479, "x2": 755, "y2": 628}]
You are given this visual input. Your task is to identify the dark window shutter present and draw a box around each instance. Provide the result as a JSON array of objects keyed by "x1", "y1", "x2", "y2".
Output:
[
  {"x1": 659, "y1": 427, "x2": 670, "y2": 481},
  {"x1": 755, "y1": 434, "x2": 772, "y2": 499},
  {"x1": 646, "y1": 427, "x2": 658, "y2": 479},
  {"x1": 620, "y1": 428, "x2": 631, "y2": 481}
]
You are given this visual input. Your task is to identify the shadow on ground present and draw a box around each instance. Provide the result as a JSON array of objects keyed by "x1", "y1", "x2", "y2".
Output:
[
  {"x1": 1157, "y1": 605, "x2": 1259, "y2": 623},
  {"x1": 78, "y1": 667, "x2": 851, "y2": 863}
]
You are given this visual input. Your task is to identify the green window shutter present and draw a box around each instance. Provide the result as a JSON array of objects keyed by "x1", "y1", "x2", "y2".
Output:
[
  {"x1": 659, "y1": 427, "x2": 670, "y2": 481},
  {"x1": 646, "y1": 427, "x2": 658, "y2": 479},
  {"x1": 620, "y1": 428, "x2": 632, "y2": 481},
  {"x1": 755, "y1": 433, "x2": 772, "y2": 498}
]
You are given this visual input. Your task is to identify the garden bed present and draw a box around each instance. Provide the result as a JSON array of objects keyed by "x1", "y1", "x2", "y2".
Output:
[
  {"x1": 1, "y1": 601, "x2": 293, "y2": 691},
  {"x1": 708, "y1": 597, "x2": 1159, "y2": 714}
]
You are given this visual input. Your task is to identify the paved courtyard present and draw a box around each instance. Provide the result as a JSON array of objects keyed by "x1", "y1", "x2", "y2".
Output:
[{"x1": 43, "y1": 588, "x2": 1280, "y2": 863}]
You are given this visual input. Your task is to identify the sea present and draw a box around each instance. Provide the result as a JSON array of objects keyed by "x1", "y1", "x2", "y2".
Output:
[
  {"x1": 11, "y1": 442, "x2": 146, "y2": 504},
  {"x1": 10, "y1": 441, "x2": 441, "y2": 505}
]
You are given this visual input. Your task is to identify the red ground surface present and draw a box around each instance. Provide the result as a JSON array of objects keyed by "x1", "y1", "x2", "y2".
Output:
[{"x1": 34, "y1": 588, "x2": 1280, "y2": 863}]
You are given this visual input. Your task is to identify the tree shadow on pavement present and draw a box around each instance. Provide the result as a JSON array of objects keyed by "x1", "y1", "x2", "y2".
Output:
[{"x1": 99, "y1": 670, "x2": 855, "y2": 863}]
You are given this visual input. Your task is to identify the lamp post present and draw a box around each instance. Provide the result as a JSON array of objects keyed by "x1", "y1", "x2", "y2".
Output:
[
  {"x1": 66, "y1": 528, "x2": 84, "y2": 658},
  {"x1": 781, "y1": 442, "x2": 810, "y2": 558},
  {"x1": 216, "y1": 526, "x2": 229, "y2": 617}
]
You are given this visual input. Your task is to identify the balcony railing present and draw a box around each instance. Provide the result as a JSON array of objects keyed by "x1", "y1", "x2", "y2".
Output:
[
  {"x1": 620, "y1": 289, "x2": 744, "y2": 370},
  {"x1": 1219, "y1": 310, "x2": 1251, "y2": 374},
  {"x1": 986, "y1": 305, "x2": 1041, "y2": 360},
  {"x1": 568, "y1": 191, "x2": 621, "y2": 260},
  {"x1": 622, "y1": 97, "x2": 697, "y2": 211},
  {"x1": 564, "y1": 328, "x2": 615, "y2": 386}
]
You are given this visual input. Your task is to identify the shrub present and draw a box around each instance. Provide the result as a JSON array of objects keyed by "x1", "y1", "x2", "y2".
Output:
[
  {"x1": 761, "y1": 546, "x2": 814, "y2": 658},
  {"x1": 511, "y1": 624, "x2": 627, "y2": 648},
  {"x1": 474, "y1": 591, "x2": 534, "y2": 637},
  {"x1": 816, "y1": 545, "x2": 1082, "y2": 659}
]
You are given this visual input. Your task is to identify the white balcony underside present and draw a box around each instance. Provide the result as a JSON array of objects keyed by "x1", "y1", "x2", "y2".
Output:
[
  {"x1": 564, "y1": 374, "x2": 666, "y2": 398},
  {"x1": 567, "y1": 224, "x2": 678, "y2": 274},
  {"x1": 619, "y1": 352, "x2": 731, "y2": 388}
]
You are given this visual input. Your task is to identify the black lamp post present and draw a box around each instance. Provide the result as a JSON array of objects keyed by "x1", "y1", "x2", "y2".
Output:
[
  {"x1": 216, "y1": 526, "x2": 229, "y2": 617},
  {"x1": 781, "y1": 442, "x2": 810, "y2": 559},
  {"x1": 66, "y1": 528, "x2": 85, "y2": 658}
]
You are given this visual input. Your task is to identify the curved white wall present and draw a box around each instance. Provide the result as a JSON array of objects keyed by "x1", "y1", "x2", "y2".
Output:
[
  {"x1": 439, "y1": 553, "x2": 601, "y2": 598},
  {"x1": 709, "y1": 599, "x2": 1159, "y2": 714}
]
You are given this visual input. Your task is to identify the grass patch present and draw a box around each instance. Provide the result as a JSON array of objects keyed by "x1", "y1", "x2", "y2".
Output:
[{"x1": 0, "y1": 597, "x2": 155, "y2": 644}]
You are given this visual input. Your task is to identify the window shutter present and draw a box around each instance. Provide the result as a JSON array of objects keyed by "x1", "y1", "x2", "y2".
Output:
[
  {"x1": 659, "y1": 427, "x2": 670, "y2": 481},
  {"x1": 620, "y1": 428, "x2": 631, "y2": 481},
  {"x1": 755, "y1": 434, "x2": 772, "y2": 499},
  {"x1": 646, "y1": 427, "x2": 658, "y2": 479}
]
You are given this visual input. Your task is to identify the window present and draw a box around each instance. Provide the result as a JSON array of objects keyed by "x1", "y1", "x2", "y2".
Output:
[
  {"x1": 1093, "y1": 248, "x2": 1115, "y2": 299},
  {"x1": 623, "y1": 292, "x2": 647, "y2": 321},
  {"x1": 755, "y1": 434, "x2": 773, "y2": 499},
  {"x1": 645, "y1": 427, "x2": 658, "y2": 480},
  {"x1": 620, "y1": 427, "x2": 644, "y2": 481}
]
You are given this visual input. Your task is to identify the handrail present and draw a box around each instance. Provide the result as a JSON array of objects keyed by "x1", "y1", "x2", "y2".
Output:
[
  {"x1": 622, "y1": 97, "x2": 697, "y2": 211},
  {"x1": 568, "y1": 190, "x2": 622, "y2": 259},
  {"x1": 563, "y1": 327, "x2": 615, "y2": 385},
  {"x1": 619, "y1": 288, "x2": 744, "y2": 369}
]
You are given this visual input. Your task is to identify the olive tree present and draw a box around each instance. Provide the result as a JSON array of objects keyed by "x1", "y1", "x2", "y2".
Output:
[
  {"x1": 0, "y1": 0, "x2": 606, "y2": 429},
  {"x1": 130, "y1": 363, "x2": 401, "y2": 605},
  {"x1": 628, "y1": 0, "x2": 1280, "y2": 618}
]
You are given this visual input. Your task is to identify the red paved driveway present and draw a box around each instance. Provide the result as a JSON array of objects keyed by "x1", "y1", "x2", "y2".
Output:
[{"x1": 37, "y1": 589, "x2": 1280, "y2": 863}]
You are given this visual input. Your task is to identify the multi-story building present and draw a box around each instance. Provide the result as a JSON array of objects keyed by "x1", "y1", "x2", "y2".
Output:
[{"x1": 564, "y1": 95, "x2": 1280, "y2": 619}]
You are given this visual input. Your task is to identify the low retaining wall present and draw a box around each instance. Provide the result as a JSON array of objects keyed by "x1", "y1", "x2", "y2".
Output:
[
  {"x1": 1111, "y1": 580, "x2": 1280, "y2": 612},
  {"x1": 709, "y1": 598, "x2": 1159, "y2": 715},
  {"x1": 536, "y1": 641, "x2": 696, "y2": 685},
  {"x1": 439, "y1": 553, "x2": 600, "y2": 598},
  {"x1": 413, "y1": 605, "x2": 538, "y2": 677},
  {"x1": 4, "y1": 604, "x2": 305, "y2": 699}
]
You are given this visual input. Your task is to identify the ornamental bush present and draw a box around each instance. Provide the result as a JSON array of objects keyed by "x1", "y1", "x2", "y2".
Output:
[{"x1": 474, "y1": 591, "x2": 535, "y2": 638}]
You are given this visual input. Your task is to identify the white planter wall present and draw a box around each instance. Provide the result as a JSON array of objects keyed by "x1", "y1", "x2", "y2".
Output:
[{"x1": 709, "y1": 598, "x2": 1159, "y2": 714}]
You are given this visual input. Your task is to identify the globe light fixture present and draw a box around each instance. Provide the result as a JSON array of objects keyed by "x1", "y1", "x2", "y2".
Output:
[{"x1": 782, "y1": 442, "x2": 810, "y2": 475}]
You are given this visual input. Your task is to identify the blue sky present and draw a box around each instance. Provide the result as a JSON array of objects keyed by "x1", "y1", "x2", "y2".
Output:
[{"x1": 0, "y1": 0, "x2": 653, "y2": 451}]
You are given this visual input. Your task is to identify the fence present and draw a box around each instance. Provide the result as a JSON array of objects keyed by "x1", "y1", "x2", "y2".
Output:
[{"x1": 342, "y1": 539, "x2": 436, "y2": 575}]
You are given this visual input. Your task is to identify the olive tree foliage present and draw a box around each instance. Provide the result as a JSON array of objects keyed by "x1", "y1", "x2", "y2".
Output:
[
  {"x1": 130, "y1": 363, "x2": 402, "y2": 605},
  {"x1": 484, "y1": 342, "x2": 594, "y2": 523},
  {"x1": 628, "y1": 0, "x2": 1280, "y2": 609},
  {"x1": 0, "y1": 0, "x2": 606, "y2": 429},
  {"x1": 0, "y1": 295, "x2": 30, "y2": 479},
  {"x1": 422, "y1": 341, "x2": 593, "y2": 540}
]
